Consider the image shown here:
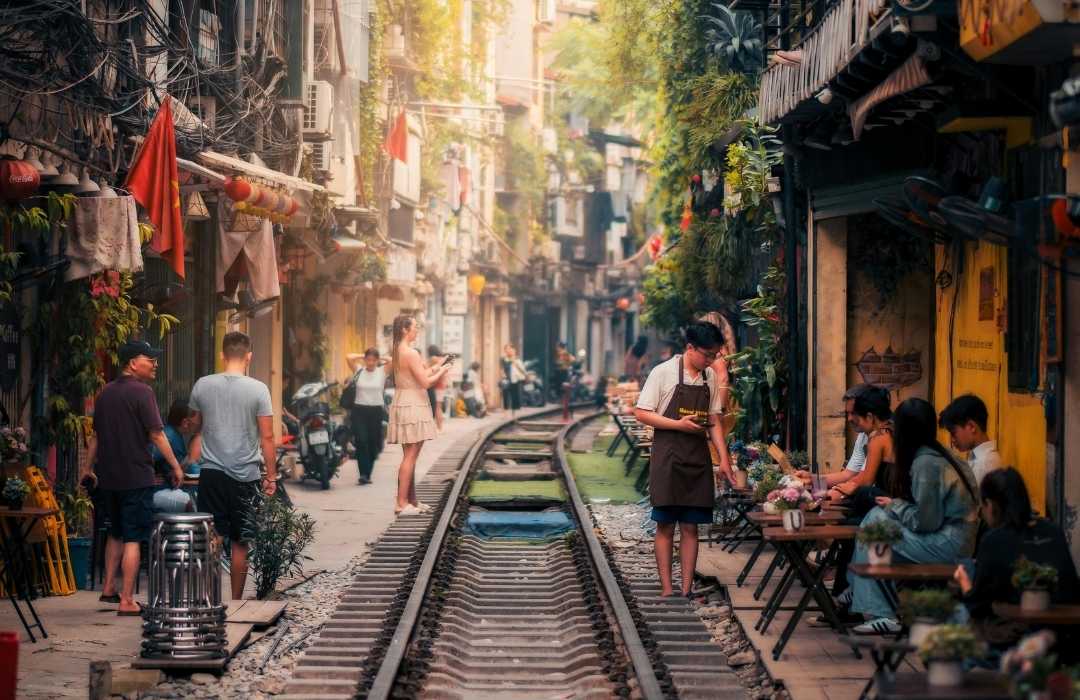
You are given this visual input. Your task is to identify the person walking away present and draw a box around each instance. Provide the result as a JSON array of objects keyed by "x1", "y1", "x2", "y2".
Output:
[
  {"x1": 939, "y1": 394, "x2": 1002, "y2": 485},
  {"x1": 81, "y1": 341, "x2": 183, "y2": 615},
  {"x1": 149, "y1": 399, "x2": 198, "y2": 513},
  {"x1": 501, "y1": 344, "x2": 526, "y2": 417},
  {"x1": 388, "y1": 316, "x2": 452, "y2": 515},
  {"x1": 345, "y1": 348, "x2": 386, "y2": 485},
  {"x1": 426, "y1": 345, "x2": 448, "y2": 431},
  {"x1": 848, "y1": 398, "x2": 978, "y2": 635},
  {"x1": 189, "y1": 332, "x2": 277, "y2": 601},
  {"x1": 634, "y1": 322, "x2": 734, "y2": 597}
]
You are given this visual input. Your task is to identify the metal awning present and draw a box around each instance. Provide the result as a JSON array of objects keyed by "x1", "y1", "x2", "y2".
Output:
[{"x1": 191, "y1": 150, "x2": 326, "y2": 193}]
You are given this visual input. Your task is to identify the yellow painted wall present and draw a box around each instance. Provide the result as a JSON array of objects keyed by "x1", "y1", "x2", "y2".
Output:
[{"x1": 933, "y1": 241, "x2": 1046, "y2": 510}]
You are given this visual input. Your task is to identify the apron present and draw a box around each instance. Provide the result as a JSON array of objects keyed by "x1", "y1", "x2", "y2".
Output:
[{"x1": 649, "y1": 357, "x2": 714, "y2": 509}]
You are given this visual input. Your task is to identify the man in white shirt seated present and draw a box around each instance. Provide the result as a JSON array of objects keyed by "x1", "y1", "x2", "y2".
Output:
[
  {"x1": 938, "y1": 393, "x2": 1002, "y2": 485},
  {"x1": 795, "y1": 384, "x2": 872, "y2": 494}
]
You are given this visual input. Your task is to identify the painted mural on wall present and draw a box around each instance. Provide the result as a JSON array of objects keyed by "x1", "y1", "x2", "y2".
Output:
[{"x1": 854, "y1": 346, "x2": 923, "y2": 390}]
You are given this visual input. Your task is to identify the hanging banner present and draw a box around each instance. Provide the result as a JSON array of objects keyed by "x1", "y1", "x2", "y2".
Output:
[{"x1": 444, "y1": 275, "x2": 468, "y2": 315}]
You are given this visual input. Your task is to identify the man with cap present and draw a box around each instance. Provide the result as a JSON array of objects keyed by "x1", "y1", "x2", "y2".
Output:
[{"x1": 81, "y1": 340, "x2": 183, "y2": 615}]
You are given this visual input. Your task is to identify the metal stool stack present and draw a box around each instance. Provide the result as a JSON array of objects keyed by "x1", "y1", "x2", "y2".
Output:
[{"x1": 141, "y1": 513, "x2": 227, "y2": 660}]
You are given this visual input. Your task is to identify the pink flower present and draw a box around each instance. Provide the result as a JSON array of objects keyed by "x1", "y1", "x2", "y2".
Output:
[
  {"x1": 782, "y1": 487, "x2": 801, "y2": 502},
  {"x1": 766, "y1": 490, "x2": 780, "y2": 502},
  {"x1": 16, "y1": 443, "x2": 26, "y2": 452}
]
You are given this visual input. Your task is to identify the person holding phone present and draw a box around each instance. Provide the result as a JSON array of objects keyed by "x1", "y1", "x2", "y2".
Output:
[
  {"x1": 387, "y1": 316, "x2": 452, "y2": 516},
  {"x1": 634, "y1": 321, "x2": 733, "y2": 598}
]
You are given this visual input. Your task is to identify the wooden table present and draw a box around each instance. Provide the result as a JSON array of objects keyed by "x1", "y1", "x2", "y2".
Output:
[
  {"x1": 734, "y1": 510, "x2": 845, "y2": 588},
  {"x1": 992, "y1": 602, "x2": 1080, "y2": 625},
  {"x1": 875, "y1": 671, "x2": 1011, "y2": 699},
  {"x1": 758, "y1": 525, "x2": 860, "y2": 660},
  {"x1": 0, "y1": 507, "x2": 57, "y2": 642},
  {"x1": 850, "y1": 564, "x2": 956, "y2": 615}
]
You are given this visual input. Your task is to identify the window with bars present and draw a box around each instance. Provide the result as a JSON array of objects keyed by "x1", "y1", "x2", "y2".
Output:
[{"x1": 197, "y1": 8, "x2": 221, "y2": 65}]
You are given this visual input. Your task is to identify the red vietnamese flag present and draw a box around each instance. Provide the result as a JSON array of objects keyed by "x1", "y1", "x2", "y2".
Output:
[
  {"x1": 125, "y1": 96, "x2": 184, "y2": 278},
  {"x1": 384, "y1": 110, "x2": 408, "y2": 163}
]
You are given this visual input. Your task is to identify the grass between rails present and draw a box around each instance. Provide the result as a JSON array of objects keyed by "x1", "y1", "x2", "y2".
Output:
[
  {"x1": 566, "y1": 421, "x2": 645, "y2": 505},
  {"x1": 468, "y1": 479, "x2": 567, "y2": 501}
]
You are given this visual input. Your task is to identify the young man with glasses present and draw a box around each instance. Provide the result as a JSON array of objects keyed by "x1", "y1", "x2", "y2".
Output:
[{"x1": 634, "y1": 321, "x2": 733, "y2": 598}]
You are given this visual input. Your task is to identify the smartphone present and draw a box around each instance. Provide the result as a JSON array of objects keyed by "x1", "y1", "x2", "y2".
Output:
[{"x1": 442, "y1": 353, "x2": 457, "y2": 366}]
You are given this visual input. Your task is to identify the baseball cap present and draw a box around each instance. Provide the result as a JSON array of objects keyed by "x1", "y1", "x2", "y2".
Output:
[{"x1": 118, "y1": 340, "x2": 163, "y2": 367}]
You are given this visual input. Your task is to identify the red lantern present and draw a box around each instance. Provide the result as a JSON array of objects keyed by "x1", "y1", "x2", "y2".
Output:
[
  {"x1": 0, "y1": 158, "x2": 40, "y2": 202},
  {"x1": 285, "y1": 197, "x2": 300, "y2": 217},
  {"x1": 616, "y1": 297, "x2": 631, "y2": 311},
  {"x1": 223, "y1": 176, "x2": 252, "y2": 202},
  {"x1": 647, "y1": 234, "x2": 663, "y2": 260}
]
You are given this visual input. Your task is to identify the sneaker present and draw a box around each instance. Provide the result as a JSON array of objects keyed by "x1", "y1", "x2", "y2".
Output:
[{"x1": 852, "y1": 617, "x2": 902, "y2": 635}]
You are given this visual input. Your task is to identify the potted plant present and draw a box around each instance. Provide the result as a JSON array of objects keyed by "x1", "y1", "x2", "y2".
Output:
[
  {"x1": 1, "y1": 476, "x2": 30, "y2": 509},
  {"x1": 767, "y1": 484, "x2": 811, "y2": 531},
  {"x1": 1012, "y1": 557, "x2": 1058, "y2": 612},
  {"x1": 61, "y1": 488, "x2": 95, "y2": 590},
  {"x1": 918, "y1": 624, "x2": 982, "y2": 687},
  {"x1": 857, "y1": 520, "x2": 903, "y2": 566},
  {"x1": 1000, "y1": 631, "x2": 1076, "y2": 700},
  {"x1": 0, "y1": 426, "x2": 29, "y2": 477},
  {"x1": 899, "y1": 589, "x2": 957, "y2": 647},
  {"x1": 753, "y1": 469, "x2": 782, "y2": 512}
]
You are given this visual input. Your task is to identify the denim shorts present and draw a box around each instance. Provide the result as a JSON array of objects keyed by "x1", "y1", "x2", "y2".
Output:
[
  {"x1": 102, "y1": 488, "x2": 155, "y2": 543},
  {"x1": 651, "y1": 506, "x2": 714, "y2": 524}
]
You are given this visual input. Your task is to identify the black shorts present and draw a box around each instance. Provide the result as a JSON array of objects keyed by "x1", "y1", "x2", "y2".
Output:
[
  {"x1": 102, "y1": 488, "x2": 154, "y2": 543},
  {"x1": 196, "y1": 469, "x2": 261, "y2": 542}
]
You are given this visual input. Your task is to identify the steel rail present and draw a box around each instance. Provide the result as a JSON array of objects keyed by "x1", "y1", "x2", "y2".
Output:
[
  {"x1": 554, "y1": 411, "x2": 667, "y2": 700},
  {"x1": 367, "y1": 405, "x2": 667, "y2": 700},
  {"x1": 365, "y1": 406, "x2": 564, "y2": 700}
]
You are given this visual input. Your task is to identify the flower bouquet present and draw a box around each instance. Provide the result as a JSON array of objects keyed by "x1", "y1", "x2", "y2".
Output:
[
  {"x1": 1001, "y1": 631, "x2": 1077, "y2": 700},
  {"x1": 766, "y1": 482, "x2": 813, "y2": 531},
  {"x1": 1012, "y1": 557, "x2": 1058, "y2": 612},
  {"x1": 919, "y1": 624, "x2": 983, "y2": 687},
  {"x1": 0, "y1": 426, "x2": 29, "y2": 465},
  {"x1": 857, "y1": 519, "x2": 903, "y2": 566}
]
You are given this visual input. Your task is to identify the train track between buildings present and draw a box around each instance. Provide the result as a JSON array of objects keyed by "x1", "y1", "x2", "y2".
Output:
[{"x1": 279, "y1": 407, "x2": 743, "y2": 700}]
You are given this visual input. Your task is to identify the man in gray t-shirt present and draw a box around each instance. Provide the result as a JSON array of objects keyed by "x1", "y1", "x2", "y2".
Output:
[{"x1": 191, "y1": 331, "x2": 277, "y2": 600}]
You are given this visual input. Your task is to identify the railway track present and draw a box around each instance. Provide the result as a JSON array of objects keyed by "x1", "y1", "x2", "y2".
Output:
[{"x1": 280, "y1": 409, "x2": 743, "y2": 699}]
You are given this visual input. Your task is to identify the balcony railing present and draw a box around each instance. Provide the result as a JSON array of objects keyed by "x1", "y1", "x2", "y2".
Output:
[{"x1": 757, "y1": 0, "x2": 879, "y2": 123}]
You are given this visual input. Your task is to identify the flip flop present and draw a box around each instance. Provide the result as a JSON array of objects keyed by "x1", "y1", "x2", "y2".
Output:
[
  {"x1": 117, "y1": 603, "x2": 144, "y2": 617},
  {"x1": 98, "y1": 593, "x2": 120, "y2": 603}
]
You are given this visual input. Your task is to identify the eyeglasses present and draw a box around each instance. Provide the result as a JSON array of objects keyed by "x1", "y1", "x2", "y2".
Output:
[{"x1": 690, "y1": 346, "x2": 719, "y2": 362}]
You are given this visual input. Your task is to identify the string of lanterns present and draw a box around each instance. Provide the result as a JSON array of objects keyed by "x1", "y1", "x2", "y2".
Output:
[{"x1": 223, "y1": 176, "x2": 300, "y2": 224}]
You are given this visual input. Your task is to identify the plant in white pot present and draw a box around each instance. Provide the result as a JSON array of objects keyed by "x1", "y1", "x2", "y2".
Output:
[
  {"x1": 918, "y1": 624, "x2": 982, "y2": 688},
  {"x1": 857, "y1": 519, "x2": 903, "y2": 566},
  {"x1": 899, "y1": 589, "x2": 957, "y2": 648},
  {"x1": 1012, "y1": 557, "x2": 1058, "y2": 613},
  {"x1": 753, "y1": 469, "x2": 783, "y2": 513}
]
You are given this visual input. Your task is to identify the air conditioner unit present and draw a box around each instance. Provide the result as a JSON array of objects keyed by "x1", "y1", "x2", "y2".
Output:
[
  {"x1": 538, "y1": 0, "x2": 556, "y2": 24},
  {"x1": 302, "y1": 81, "x2": 334, "y2": 140},
  {"x1": 310, "y1": 141, "x2": 332, "y2": 172}
]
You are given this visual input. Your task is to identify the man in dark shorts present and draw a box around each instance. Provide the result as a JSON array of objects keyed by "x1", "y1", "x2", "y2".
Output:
[
  {"x1": 190, "y1": 332, "x2": 276, "y2": 600},
  {"x1": 81, "y1": 341, "x2": 183, "y2": 615},
  {"x1": 634, "y1": 322, "x2": 733, "y2": 598}
]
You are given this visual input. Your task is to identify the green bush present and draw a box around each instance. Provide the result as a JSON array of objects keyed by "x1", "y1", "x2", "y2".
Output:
[
  {"x1": 243, "y1": 493, "x2": 316, "y2": 600},
  {"x1": 857, "y1": 519, "x2": 903, "y2": 545}
]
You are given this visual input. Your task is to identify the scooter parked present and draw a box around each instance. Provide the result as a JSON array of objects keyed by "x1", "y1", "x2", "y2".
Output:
[
  {"x1": 521, "y1": 360, "x2": 545, "y2": 407},
  {"x1": 288, "y1": 381, "x2": 345, "y2": 490}
]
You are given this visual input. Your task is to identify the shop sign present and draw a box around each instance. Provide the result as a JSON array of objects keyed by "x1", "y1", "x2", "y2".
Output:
[
  {"x1": 444, "y1": 275, "x2": 468, "y2": 315},
  {"x1": 0, "y1": 303, "x2": 18, "y2": 392},
  {"x1": 443, "y1": 315, "x2": 465, "y2": 354},
  {"x1": 386, "y1": 248, "x2": 417, "y2": 283}
]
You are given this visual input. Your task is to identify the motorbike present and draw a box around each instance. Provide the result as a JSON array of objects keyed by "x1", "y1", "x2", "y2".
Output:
[
  {"x1": 521, "y1": 360, "x2": 545, "y2": 407},
  {"x1": 288, "y1": 381, "x2": 345, "y2": 490}
]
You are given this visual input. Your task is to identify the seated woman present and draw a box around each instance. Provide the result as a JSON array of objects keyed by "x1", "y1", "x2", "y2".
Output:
[
  {"x1": 849, "y1": 397, "x2": 979, "y2": 635},
  {"x1": 955, "y1": 467, "x2": 1079, "y2": 648}
]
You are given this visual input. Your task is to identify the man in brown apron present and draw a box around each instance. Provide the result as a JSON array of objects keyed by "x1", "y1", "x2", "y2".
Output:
[{"x1": 634, "y1": 322, "x2": 733, "y2": 597}]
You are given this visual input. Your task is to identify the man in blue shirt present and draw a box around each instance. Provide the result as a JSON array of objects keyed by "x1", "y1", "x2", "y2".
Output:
[{"x1": 150, "y1": 399, "x2": 198, "y2": 512}]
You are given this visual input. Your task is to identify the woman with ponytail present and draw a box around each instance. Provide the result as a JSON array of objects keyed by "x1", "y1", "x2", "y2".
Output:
[
  {"x1": 386, "y1": 315, "x2": 452, "y2": 515},
  {"x1": 848, "y1": 397, "x2": 979, "y2": 635}
]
